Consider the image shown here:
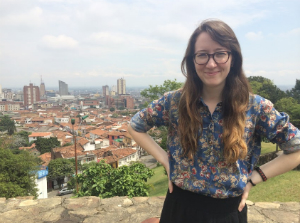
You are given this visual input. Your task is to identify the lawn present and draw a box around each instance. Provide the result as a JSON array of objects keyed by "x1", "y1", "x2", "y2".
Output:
[
  {"x1": 147, "y1": 143, "x2": 300, "y2": 201},
  {"x1": 260, "y1": 142, "x2": 277, "y2": 155},
  {"x1": 148, "y1": 165, "x2": 168, "y2": 197}
]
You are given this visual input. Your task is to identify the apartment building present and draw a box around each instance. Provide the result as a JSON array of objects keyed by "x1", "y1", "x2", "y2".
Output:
[{"x1": 23, "y1": 83, "x2": 40, "y2": 107}]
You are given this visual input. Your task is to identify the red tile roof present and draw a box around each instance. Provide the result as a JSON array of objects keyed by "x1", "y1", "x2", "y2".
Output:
[
  {"x1": 29, "y1": 132, "x2": 52, "y2": 137},
  {"x1": 39, "y1": 152, "x2": 52, "y2": 167}
]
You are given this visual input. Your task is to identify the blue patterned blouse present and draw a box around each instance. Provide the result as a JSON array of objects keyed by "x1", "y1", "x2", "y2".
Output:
[{"x1": 130, "y1": 89, "x2": 300, "y2": 198}]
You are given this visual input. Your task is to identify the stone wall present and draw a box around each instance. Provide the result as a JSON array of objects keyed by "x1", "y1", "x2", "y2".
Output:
[{"x1": 0, "y1": 196, "x2": 299, "y2": 223}]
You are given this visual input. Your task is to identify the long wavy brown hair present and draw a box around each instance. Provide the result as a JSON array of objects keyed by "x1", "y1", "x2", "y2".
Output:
[{"x1": 179, "y1": 19, "x2": 251, "y2": 163}]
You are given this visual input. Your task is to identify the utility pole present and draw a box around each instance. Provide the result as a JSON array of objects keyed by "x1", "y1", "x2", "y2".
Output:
[
  {"x1": 71, "y1": 115, "x2": 89, "y2": 194},
  {"x1": 71, "y1": 118, "x2": 78, "y2": 193}
]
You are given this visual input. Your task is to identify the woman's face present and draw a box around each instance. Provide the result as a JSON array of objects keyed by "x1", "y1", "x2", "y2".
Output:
[{"x1": 194, "y1": 32, "x2": 232, "y2": 90}]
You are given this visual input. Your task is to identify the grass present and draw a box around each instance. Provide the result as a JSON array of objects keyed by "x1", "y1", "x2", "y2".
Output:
[
  {"x1": 261, "y1": 142, "x2": 277, "y2": 155},
  {"x1": 248, "y1": 170, "x2": 300, "y2": 202},
  {"x1": 147, "y1": 143, "x2": 300, "y2": 201},
  {"x1": 148, "y1": 165, "x2": 168, "y2": 197}
]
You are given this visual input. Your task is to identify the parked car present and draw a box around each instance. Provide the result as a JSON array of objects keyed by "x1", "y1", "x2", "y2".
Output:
[{"x1": 57, "y1": 188, "x2": 74, "y2": 196}]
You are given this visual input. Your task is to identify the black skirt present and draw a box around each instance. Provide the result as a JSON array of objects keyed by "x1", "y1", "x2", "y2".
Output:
[{"x1": 160, "y1": 183, "x2": 247, "y2": 223}]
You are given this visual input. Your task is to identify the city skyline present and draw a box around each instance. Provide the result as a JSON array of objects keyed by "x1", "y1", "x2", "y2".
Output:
[{"x1": 1, "y1": 0, "x2": 299, "y2": 88}]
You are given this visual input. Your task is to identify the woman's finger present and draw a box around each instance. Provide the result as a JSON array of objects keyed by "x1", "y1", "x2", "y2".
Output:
[
  {"x1": 238, "y1": 197, "x2": 246, "y2": 212},
  {"x1": 168, "y1": 179, "x2": 173, "y2": 193},
  {"x1": 238, "y1": 183, "x2": 251, "y2": 212}
]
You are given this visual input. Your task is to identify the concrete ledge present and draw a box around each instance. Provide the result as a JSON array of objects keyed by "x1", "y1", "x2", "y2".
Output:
[{"x1": 0, "y1": 197, "x2": 299, "y2": 223}]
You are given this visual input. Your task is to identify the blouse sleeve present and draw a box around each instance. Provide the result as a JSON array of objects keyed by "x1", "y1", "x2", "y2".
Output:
[
  {"x1": 130, "y1": 92, "x2": 171, "y2": 133},
  {"x1": 255, "y1": 97, "x2": 300, "y2": 154}
]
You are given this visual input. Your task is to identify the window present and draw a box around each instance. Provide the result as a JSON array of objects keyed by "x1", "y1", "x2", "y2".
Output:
[{"x1": 86, "y1": 157, "x2": 93, "y2": 162}]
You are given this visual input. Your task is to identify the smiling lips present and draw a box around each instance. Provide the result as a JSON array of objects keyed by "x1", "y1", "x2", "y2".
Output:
[{"x1": 205, "y1": 71, "x2": 220, "y2": 76}]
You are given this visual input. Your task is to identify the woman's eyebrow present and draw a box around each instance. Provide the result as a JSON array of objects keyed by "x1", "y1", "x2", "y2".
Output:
[{"x1": 195, "y1": 48, "x2": 228, "y2": 53}]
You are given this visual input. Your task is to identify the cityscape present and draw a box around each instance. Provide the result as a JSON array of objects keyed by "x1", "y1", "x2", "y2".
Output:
[
  {"x1": 0, "y1": 77, "x2": 146, "y2": 111},
  {"x1": 0, "y1": 76, "x2": 154, "y2": 199}
]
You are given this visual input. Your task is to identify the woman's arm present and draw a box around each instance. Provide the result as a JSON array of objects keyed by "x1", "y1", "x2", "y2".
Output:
[
  {"x1": 239, "y1": 150, "x2": 300, "y2": 211},
  {"x1": 128, "y1": 125, "x2": 173, "y2": 192}
]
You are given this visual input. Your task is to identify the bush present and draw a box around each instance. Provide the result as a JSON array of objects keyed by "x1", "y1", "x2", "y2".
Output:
[{"x1": 76, "y1": 161, "x2": 154, "y2": 198}]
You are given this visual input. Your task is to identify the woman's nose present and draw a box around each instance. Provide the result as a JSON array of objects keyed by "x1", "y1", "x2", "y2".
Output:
[{"x1": 206, "y1": 56, "x2": 217, "y2": 68}]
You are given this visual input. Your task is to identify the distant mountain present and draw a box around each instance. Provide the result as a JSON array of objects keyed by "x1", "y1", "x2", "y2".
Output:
[{"x1": 277, "y1": 85, "x2": 294, "y2": 91}]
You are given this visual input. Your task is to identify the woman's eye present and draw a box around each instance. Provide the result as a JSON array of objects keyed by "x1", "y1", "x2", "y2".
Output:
[
  {"x1": 197, "y1": 54, "x2": 208, "y2": 58},
  {"x1": 215, "y1": 52, "x2": 227, "y2": 57}
]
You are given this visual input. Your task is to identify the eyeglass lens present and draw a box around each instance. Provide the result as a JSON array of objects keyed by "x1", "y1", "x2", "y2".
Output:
[{"x1": 195, "y1": 52, "x2": 230, "y2": 65}]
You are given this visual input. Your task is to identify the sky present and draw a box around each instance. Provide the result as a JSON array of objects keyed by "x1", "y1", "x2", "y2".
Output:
[{"x1": 0, "y1": 0, "x2": 299, "y2": 90}]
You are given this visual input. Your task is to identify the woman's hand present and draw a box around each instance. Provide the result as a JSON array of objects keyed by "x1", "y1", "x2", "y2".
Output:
[
  {"x1": 165, "y1": 166, "x2": 173, "y2": 193},
  {"x1": 238, "y1": 182, "x2": 252, "y2": 212}
]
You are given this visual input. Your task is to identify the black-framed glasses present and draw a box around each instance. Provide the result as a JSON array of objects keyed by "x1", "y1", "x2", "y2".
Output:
[{"x1": 194, "y1": 51, "x2": 231, "y2": 65}]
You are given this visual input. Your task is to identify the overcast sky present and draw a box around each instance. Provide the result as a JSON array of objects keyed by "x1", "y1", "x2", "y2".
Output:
[{"x1": 0, "y1": 0, "x2": 299, "y2": 90}]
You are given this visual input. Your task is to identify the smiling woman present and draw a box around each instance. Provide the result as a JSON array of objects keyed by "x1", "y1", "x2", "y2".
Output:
[{"x1": 128, "y1": 19, "x2": 300, "y2": 223}]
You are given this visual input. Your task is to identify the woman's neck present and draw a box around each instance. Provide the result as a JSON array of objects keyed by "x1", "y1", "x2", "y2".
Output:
[{"x1": 202, "y1": 85, "x2": 224, "y2": 104}]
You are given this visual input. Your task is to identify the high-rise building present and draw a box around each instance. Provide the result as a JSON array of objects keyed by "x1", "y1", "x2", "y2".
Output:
[
  {"x1": 0, "y1": 85, "x2": 3, "y2": 100},
  {"x1": 59, "y1": 80, "x2": 68, "y2": 96},
  {"x1": 117, "y1": 78, "x2": 126, "y2": 95},
  {"x1": 40, "y1": 76, "x2": 46, "y2": 97},
  {"x1": 23, "y1": 83, "x2": 40, "y2": 107},
  {"x1": 102, "y1": 85, "x2": 109, "y2": 97}
]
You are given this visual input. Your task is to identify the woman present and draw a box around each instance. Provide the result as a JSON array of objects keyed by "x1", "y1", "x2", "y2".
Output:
[{"x1": 128, "y1": 19, "x2": 300, "y2": 223}]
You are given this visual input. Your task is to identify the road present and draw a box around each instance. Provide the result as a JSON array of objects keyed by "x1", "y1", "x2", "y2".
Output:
[
  {"x1": 47, "y1": 189, "x2": 73, "y2": 198},
  {"x1": 140, "y1": 155, "x2": 157, "y2": 169}
]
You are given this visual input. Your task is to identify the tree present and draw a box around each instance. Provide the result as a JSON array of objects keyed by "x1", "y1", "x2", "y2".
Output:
[
  {"x1": 16, "y1": 130, "x2": 31, "y2": 146},
  {"x1": 286, "y1": 79, "x2": 300, "y2": 103},
  {"x1": 34, "y1": 137, "x2": 60, "y2": 154},
  {"x1": 248, "y1": 76, "x2": 286, "y2": 104},
  {"x1": 76, "y1": 161, "x2": 154, "y2": 198},
  {"x1": 109, "y1": 107, "x2": 115, "y2": 112},
  {"x1": 48, "y1": 158, "x2": 75, "y2": 189},
  {"x1": 0, "y1": 148, "x2": 40, "y2": 198},
  {"x1": 0, "y1": 116, "x2": 16, "y2": 135},
  {"x1": 111, "y1": 113, "x2": 119, "y2": 118},
  {"x1": 275, "y1": 97, "x2": 300, "y2": 120},
  {"x1": 148, "y1": 126, "x2": 168, "y2": 152},
  {"x1": 141, "y1": 79, "x2": 183, "y2": 102}
]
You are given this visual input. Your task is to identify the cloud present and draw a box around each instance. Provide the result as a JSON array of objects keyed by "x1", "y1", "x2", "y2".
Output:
[
  {"x1": 245, "y1": 31, "x2": 263, "y2": 40},
  {"x1": 279, "y1": 28, "x2": 300, "y2": 37},
  {"x1": 0, "y1": 7, "x2": 43, "y2": 28},
  {"x1": 155, "y1": 23, "x2": 191, "y2": 41},
  {"x1": 86, "y1": 32, "x2": 174, "y2": 53},
  {"x1": 41, "y1": 35, "x2": 78, "y2": 49}
]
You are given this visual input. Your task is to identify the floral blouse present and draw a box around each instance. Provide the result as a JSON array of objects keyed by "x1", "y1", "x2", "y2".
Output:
[{"x1": 130, "y1": 89, "x2": 300, "y2": 198}]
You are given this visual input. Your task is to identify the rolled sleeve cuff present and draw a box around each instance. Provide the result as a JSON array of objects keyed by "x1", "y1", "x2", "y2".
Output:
[
  {"x1": 130, "y1": 110, "x2": 153, "y2": 133},
  {"x1": 279, "y1": 130, "x2": 300, "y2": 154}
]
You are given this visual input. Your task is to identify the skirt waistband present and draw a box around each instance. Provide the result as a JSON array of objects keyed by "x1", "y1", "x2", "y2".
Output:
[{"x1": 170, "y1": 183, "x2": 242, "y2": 214}]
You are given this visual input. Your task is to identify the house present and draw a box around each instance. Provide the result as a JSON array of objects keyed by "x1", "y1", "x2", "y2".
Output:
[
  {"x1": 123, "y1": 132, "x2": 136, "y2": 147},
  {"x1": 89, "y1": 129, "x2": 107, "y2": 141},
  {"x1": 52, "y1": 130, "x2": 73, "y2": 146},
  {"x1": 19, "y1": 143, "x2": 40, "y2": 156},
  {"x1": 35, "y1": 167, "x2": 48, "y2": 199},
  {"x1": 54, "y1": 116, "x2": 70, "y2": 124},
  {"x1": 51, "y1": 143, "x2": 97, "y2": 165},
  {"x1": 97, "y1": 147, "x2": 139, "y2": 168},
  {"x1": 28, "y1": 132, "x2": 53, "y2": 142},
  {"x1": 78, "y1": 138, "x2": 95, "y2": 151},
  {"x1": 95, "y1": 138, "x2": 110, "y2": 149},
  {"x1": 107, "y1": 131, "x2": 124, "y2": 145},
  {"x1": 39, "y1": 152, "x2": 52, "y2": 167}
]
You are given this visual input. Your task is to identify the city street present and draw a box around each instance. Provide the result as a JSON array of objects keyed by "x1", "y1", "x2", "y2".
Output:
[
  {"x1": 47, "y1": 189, "x2": 73, "y2": 198},
  {"x1": 140, "y1": 155, "x2": 157, "y2": 169}
]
